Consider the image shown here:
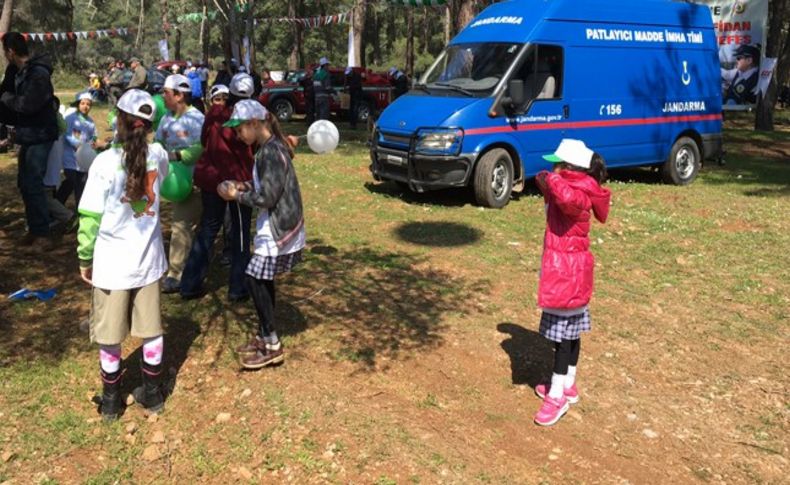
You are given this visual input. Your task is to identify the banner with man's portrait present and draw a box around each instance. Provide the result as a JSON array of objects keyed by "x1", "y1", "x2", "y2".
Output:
[{"x1": 693, "y1": 0, "x2": 771, "y2": 108}]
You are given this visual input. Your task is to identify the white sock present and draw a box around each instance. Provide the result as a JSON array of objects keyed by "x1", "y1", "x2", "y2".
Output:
[
  {"x1": 549, "y1": 373, "x2": 565, "y2": 399},
  {"x1": 565, "y1": 366, "x2": 577, "y2": 389},
  {"x1": 263, "y1": 332, "x2": 280, "y2": 349}
]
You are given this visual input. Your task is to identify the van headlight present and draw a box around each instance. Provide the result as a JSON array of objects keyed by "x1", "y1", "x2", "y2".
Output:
[{"x1": 415, "y1": 128, "x2": 463, "y2": 156}]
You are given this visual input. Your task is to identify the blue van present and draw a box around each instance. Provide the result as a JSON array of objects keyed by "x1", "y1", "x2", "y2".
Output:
[{"x1": 370, "y1": 0, "x2": 723, "y2": 207}]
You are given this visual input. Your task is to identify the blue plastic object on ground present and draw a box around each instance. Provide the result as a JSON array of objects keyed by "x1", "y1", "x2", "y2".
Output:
[{"x1": 8, "y1": 288, "x2": 57, "y2": 302}]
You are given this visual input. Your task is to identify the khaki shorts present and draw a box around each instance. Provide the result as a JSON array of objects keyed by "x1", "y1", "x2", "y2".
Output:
[{"x1": 90, "y1": 282, "x2": 162, "y2": 345}]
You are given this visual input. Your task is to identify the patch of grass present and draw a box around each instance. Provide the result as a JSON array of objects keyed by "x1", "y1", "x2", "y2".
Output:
[{"x1": 418, "y1": 393, "x2": 440, "y2": 409}]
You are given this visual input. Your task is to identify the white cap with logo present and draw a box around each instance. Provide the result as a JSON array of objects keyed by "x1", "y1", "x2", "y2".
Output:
[
  {"x1": 116, "y1": 89, "x2": 156, "y2": 122},
  {"x1": 209, "y1": 84, "x2": 230, "y2": 99},
  {"x1": 223, "y1": 100, "x2": 269, "y2": 128},
  {"x1": 164, "y1": 74, "x2": 192, "y2": 93},
  {"x1": 229, "y1": 73, "x2": 255, "y2": 98}
]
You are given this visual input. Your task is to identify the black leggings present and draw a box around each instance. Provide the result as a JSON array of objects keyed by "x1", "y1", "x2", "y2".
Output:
[
  {"x1": 246, "y1": 276, "x2": 276, "y2": 337},
  {"x1": 553, "y1": 339, "x2": 581, "y2": 374}
]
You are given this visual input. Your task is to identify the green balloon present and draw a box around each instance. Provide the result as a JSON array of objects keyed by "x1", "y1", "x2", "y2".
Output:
[
  {"x1": 152, "y1": 94, "x2": 166, "y2": 132},
  {"x1": 107, "y1": 109, "x2": 117, "y2": 130},
  {"x1": 160, "y1": 161, "x2": 193, "y2": 202}
]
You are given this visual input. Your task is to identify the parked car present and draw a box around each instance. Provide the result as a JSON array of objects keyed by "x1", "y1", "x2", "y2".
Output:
[{"x1": 259, "y1": 66, "x2": 393, "y2": 122}]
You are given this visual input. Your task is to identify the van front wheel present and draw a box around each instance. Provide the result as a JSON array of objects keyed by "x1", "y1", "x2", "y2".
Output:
[
  {"x1": 473, "y1": 149, "x2": 513, "y2": 208},
  {"x1": 662, "y1": 137, "x2": 700, "y2": 185}
]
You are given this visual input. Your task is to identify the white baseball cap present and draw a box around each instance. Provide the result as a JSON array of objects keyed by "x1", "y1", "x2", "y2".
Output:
[
  {"x1": 209, "y1": 84, "x2": 230, "y2": 99},
  {"x1": 542, "y1": 139, "x2": 594, "y2": 169},
  {"x1": 223, "y1": 100, "x2": 268, "y2": 128},
  {"x1": 164, "y1": 74, "x2": 192, "y2": 93},
  {"x1": 319, "y1": 57, "x2": 330, "y2": 66},
  {"x1": 229, "y1": 73, "x2": 254, "y2": 98},
  {"x1": 116, "y1": 89, "x2": 156, "y2": 122}
]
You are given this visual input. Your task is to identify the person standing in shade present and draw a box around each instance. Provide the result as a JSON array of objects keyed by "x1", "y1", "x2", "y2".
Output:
[
  {"x1": 106, "y1": 59, "x2": 126, "y2": 106},
  {"x1": 0, "y1": 32, "x2": 59, "y2": 244},
  {"x1": 156, "y1": 74, "x2": 205, "y2": 294},
  {"x1": 313, "y1": 58, "x2": 333, "y2": 121},
  {"x1": 389, "y1": 67, "x2": 409, "y2": 99},
  {"x1": 299, "y1": 67, "x2": 315, "y2": 125},
  {"x1": 345, "y1": 66, "x2": 363, "y2": 129},
  {"x1": 180, "y1": 75, "x2": 255, "y2": 302},
  {"x1": 127, "y1": 57, "x2": 148, "y2": 91},
  {"x1": 57, "y1": 92, "x2": 98, "y2": 208}
]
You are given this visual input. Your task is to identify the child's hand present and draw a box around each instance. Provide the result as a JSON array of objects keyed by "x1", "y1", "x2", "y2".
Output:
[
  {"x1": 218, "y1": 180, "x2": 240, "y2": 201},
  {"x1": 535, "y1": 170, "x2": 549, "y2": 192},
  {"x1": 80, "y1": 266, "x2": 93, "y2": 285},
  {"x1": 286, "y1": 135, "x2": 299, "y2": 149}
]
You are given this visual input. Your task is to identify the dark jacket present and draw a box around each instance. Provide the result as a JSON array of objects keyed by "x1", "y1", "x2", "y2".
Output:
[
  {"x1": 346, "y1": 70, "x2": 363, "y2": 95},
  {"x1": 193, "y1": 104, "x2": 254, "y2": 193},
  {"x1": 238, "y1": 137, "x2": 304, "y2": 249},
  {"x1": 0, "y1": 54, "x2": 58, "y2": 145},
  {"x1": 213, "y1": 70, "x2": 232, "y2": 88},
  {"x1": 313, "y1": 67, "x2": 333, "y2": 97}
]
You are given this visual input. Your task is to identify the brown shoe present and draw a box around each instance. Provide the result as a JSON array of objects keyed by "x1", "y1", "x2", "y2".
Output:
[
  {"x1": 235, "y1": 336, "x2": 263, "y2": 355},
  {"x1": 240, "y1": 346, "x2": 284, "y2": 370}
]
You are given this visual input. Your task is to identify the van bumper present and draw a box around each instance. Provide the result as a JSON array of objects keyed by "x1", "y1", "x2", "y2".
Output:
[
  {"x1": 701, "y1": 133, "x2": 723, "y2": 161},
  {"x1": 369, "y1": 145, "x2": 475, "y2": 192}
]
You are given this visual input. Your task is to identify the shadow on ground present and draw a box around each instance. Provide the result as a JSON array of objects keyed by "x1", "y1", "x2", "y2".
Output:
[
  {"x1": 394, "y1": 221, "x2": 482, "y2": 247},
  {"x1": 497, "y1": 322, "x2": 554, "y2": 388}
]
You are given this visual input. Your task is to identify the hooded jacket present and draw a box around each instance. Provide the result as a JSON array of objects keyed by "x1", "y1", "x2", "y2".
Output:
[
  {"x1": 0, "y1": 54, "x2": 58, "y2": 145},
  {"x1": 193, "y1": 103, "x2": 254, "y2": 193},
  {"x1": 537, "y1": 169, "x2": 611, "y2": 310}
]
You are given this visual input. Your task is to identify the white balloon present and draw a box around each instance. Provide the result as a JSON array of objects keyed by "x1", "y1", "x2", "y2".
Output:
[
  {"x1": 306, "y1": 120, "x2": 340, "y2": 154},
  {"x1": 76, "y1": 143, "x2": 98, "y2": 171}
]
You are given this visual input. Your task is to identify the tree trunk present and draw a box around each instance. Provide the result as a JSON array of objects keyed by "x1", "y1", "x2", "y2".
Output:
[
  {"x1": 352, "y1": 0, "x2": 367, "y2": 67},
  {"x1": 454, "y1": 0, "x2": 476, "y2": 33},
  {"x1": 136, "y1": 0, "x2": 145, "y2": 49},
  {"x1": 174, "y1": 27, "x2": 181, "y2": 60},
  {"x1": 444, "y1": 5, "x2": 452, "y2": 44},
  {"x1": 406, "y1": 10, "x2": 414, "y2": 76},
  {"x1": 287, "y1": 0, "x2": 302, "y2": 70},
  {"x1": 755, "y1": 0, "x2": 790, "y2": 131},
  {"x1": 160, "y1": 0, "x2": 170, "y2": 59},
  {"x1": 0, "y1": 0, "x2": 13, "y2": 34},
  {"x1": 245, "y1": 0, "x2": 255, "y2": 71},
  {"x1": 420, "y1": 8, "x2": 429, "y2": 53},
  {"x1": 371, "y1": 7, "x2": 381, "y2": 66},
  {"x1": 228, "y1": 1, "x2": 241, "y2": 65},
  {"x1": 200, "y1": 0, "x2": 210, "y2": 64}
]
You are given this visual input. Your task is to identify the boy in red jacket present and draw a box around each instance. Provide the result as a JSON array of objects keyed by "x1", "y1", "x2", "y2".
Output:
[{"x1": 532, "y1": 138, "x2": 611, "y2": 426}]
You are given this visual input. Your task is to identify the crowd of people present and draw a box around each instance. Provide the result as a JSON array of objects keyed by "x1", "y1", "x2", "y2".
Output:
[{"x1": 1, "y1": 31, "x2": 608, "y2": 428}]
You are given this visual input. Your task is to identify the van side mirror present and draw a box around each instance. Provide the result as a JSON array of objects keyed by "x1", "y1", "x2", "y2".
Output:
[{"x1": 506, "y1": 79, "x2": 525, "y2": 109}]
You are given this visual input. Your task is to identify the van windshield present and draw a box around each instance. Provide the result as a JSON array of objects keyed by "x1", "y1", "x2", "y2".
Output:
[{"x1": 420, "y1": 43, "x2": 522, "y2": 97}]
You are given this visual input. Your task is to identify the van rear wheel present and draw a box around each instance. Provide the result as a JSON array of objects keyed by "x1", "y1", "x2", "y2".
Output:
[
  {"x1": 473, "y1": 148, "x2": 513, "y2": 208},
  {"x1": 662, "y1": 136, "x2": 700, "y2": 185},
  {"x1": 271, "y1": 98, "x2": 294, "y2": 122}
]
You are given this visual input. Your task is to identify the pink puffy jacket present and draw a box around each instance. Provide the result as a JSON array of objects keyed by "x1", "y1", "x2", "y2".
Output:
[{"x1": 537, "y1": 169, "x2": 611, "y2": 309}]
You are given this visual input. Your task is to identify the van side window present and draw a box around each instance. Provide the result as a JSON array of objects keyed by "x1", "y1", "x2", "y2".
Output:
[{"x1": 516, "y1": 44, "x2": 563, "y2": 103}]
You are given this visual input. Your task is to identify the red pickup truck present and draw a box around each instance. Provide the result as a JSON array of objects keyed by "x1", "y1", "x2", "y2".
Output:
[{"x1": 259, "y1": 66, "x2": 393, "y2": 122}]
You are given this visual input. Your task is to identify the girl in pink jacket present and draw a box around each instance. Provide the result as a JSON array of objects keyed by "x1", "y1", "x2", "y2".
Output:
[{"x1": 532, "y1": 139, "x2": 611, "y2": 426}]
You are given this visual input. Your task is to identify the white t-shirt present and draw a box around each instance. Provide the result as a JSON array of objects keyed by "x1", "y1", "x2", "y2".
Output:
[
  {"x1": 79, "y1": 144, "x2": 170, "y2": 290},
  {"x1": 251, "y1": 162, "x2": 306, "y2": 257}
]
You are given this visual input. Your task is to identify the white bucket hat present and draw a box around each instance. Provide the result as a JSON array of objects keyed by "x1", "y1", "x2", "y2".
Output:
[
  {"x1": 223, "y1": 100, "x2": 269, "y2": 128},
  {"x1": 319, "y1": 57, "x2": 330, "y2": 66},
  {"x1": 229, "y1": 73, "x2": 255, "y2": 98},
  {"x1": 163, "y1": 74, "x2": 192, "y2": 93},
  {"x1": 542, "y1": 138, "x2": 594, "y2": 169},
  {"x1": 116, "y1": 89, "x2": 156, "y2": 122}
]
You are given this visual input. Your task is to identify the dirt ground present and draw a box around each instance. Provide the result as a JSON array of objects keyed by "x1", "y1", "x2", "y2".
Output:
[{"x1": 0, "y1": 115, "x2": 788, "y2": 484}]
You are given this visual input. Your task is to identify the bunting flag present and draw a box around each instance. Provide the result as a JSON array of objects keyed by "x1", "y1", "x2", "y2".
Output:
[
  {"x1": 1, "y1": 27, "x2": 135, "y2": 42},
  {"x1": 255, "y1": 11, "x2": 351, "y2": 28},
  {"x1": 386, "y1": 0, "x2": 448, "y2": 5}
]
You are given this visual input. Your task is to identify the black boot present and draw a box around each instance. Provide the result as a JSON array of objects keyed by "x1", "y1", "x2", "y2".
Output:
[
  {"x1": 99, "y1": 368, "x2": 123, "y2": 421},
  {"x1": 132, "y1": 361, "x2": 165, "y2": 414}
]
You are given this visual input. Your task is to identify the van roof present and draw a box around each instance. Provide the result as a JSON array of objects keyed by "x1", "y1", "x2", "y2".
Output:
[{"x1": 452, "y1": 0, "x2": 714, "y2": 45}]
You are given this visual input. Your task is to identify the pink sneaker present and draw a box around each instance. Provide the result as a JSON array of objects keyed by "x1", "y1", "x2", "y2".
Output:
[
  {"x1": 534, "y1": 395, "x2": 570, "y2": 426},
  {"x1": 534, "y1": 383, "x2": 580, "y2": 404}
]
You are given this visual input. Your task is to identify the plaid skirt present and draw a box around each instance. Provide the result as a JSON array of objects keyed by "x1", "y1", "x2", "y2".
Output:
[
  {"x1": 245, "y1": 250, "x2": 303, "y2": 280},
  {"x1": 539, "y1": 308, "x2": 591, "y2": 342}
]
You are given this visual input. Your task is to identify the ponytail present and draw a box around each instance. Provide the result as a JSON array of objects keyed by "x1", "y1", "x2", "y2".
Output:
[
  {"x1": 116, "y1": 110, "x2": 152, "y2": 200},
  {"x1": 588, "y1": 153, "x2": 608, "y2": 185},
  {"x1": 265, "y1": 113, "x2": 295, "y2": 159}
]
